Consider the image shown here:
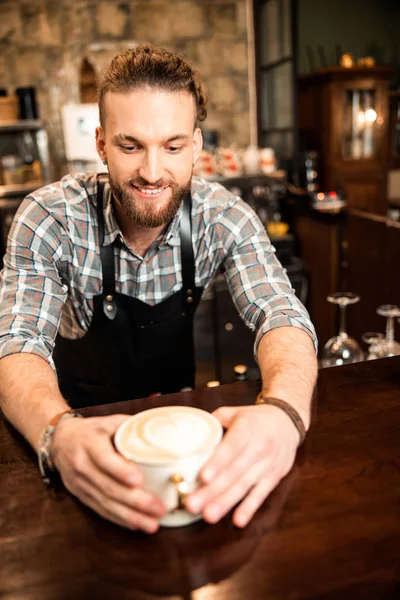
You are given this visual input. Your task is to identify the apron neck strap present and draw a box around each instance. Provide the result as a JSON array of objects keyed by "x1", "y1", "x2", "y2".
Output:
[
  {"x1": 180, "y1": 192, "x2": 195, "y2": 308},
  {"x1": 96, "y1": 175, "x2": 195, "y2": 302},
  {"x1": 96, "y1": 174, "x2": 115, "y2": 296}
]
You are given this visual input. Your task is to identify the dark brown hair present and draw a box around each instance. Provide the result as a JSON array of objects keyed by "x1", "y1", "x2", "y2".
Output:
[{"x1": 98, "y1": 45, "x2": 207, "y2": 127}]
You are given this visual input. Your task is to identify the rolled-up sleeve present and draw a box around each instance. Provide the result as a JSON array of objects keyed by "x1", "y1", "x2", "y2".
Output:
[
  {"x1": 0, "y1": 197, "x2": 68, "y2": 370},
  {"x1": 217, "y1": 200, "x2": 318, "y2": 358}
]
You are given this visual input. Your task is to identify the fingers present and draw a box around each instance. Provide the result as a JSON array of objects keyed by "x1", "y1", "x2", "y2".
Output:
[
  {"x1": 187, "y1": 407, "x2": 298, "y2": 527},
  {"x1": 232, "y1": 472, "x2": 282, "y2": 528},
  {"x1": 62, "y1": 446, "x2": 165, "y2": 534},
  {"x1": 195, "y1": 439, "x2": 259, "y2": 503},
  {"x1": 199, "y1": 411, "x2": 261, "y2": 484},
  {"x1": 54, "y1": 413, "x2": 139, "y2": 485},
  {"x1": 200, "y1": 460, "x2": 270, "y2": 524},
  {"x1": 207, "y1": 439, "x2": 294, "y2": 526},
  {"x1": 83, "y1": 454, "x2": 166, "y2": 517},
  {"x1": 186, "y1": 429, "x2": 261, "y2": 516},
  {"x1": 55, "y1": 414, "x2": 166, "y2": 534},
  {"x1": 77, "y1": 483, "x2": 160, "y2": 534},
  {"x1": 87, "y1": 432, "x2": 144, "y2": 487}
]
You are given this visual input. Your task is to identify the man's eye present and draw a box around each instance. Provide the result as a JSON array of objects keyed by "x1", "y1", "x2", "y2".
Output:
[
  {"x1": 120, "y1": 145, "x2": 138, "y2": 151},
  {"x1": 167, "y1": 146, "x2": 182, "y2": 153}
]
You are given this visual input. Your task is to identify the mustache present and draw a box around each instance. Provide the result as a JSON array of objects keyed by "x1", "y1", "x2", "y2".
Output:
[{"x1": 126, "y1": 177, "x2": 173, "y2": 188}]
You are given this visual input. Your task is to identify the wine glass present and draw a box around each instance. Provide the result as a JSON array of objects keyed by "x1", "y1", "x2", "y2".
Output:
[
  {"x1": 361, "y1": 332, "x2": 385, "y2": 360},
  {"x1": 321, "y1": 292, "x2": 364, "y2": 368},
  {"x1": 374, "y1": 305, "x2": 400, "y2": 357}
]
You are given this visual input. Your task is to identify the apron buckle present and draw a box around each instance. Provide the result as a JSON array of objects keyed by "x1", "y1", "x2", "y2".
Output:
[{"x1": 103, "y1": 297, "x2": 117, "y2": 320}]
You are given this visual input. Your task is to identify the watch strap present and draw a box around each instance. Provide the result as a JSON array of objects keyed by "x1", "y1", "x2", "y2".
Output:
[
  {"x1": 38, "y1": 410, "x2": 83, "y2": 483},
  {"x1": 49, "y1": 409, "x2": 78, "y2": 427}
]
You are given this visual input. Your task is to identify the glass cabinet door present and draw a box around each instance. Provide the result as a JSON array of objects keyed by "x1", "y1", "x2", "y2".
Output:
[{"x1": 342, "y1": 89, "x2": 377, "y2": 159}]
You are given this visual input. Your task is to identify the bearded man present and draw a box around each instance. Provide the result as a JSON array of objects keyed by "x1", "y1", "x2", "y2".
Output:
[{"x1": 0, "y1": 45, "x2": 317, "y2": 534}]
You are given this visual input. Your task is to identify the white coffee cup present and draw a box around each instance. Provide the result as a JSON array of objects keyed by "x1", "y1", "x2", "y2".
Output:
[{"x1": 114, "y1": 406, "x2": 223, "y2": 527}]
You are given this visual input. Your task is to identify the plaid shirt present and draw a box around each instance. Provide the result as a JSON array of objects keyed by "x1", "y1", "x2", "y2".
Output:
[{"x1": 0, "y1": 173, "x2": 317, "y2": 370}]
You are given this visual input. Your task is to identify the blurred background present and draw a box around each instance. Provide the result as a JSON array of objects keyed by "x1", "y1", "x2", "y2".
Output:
[{"x1": 1, "y1": 0, "x2": 400, "y2": 386}]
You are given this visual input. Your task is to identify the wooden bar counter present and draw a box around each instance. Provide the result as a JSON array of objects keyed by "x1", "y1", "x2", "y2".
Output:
[{"x1": 1, "y1": 357, "x2": 399, "y2": 599}]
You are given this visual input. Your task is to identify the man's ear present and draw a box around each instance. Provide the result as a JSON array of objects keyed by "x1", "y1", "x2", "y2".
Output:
[
  {"x1": 192, "y1": 128, "x2": 203, "y2": 164},
  {"x1": 95, "y1": 126, "x2": 107, "y2": 163}
]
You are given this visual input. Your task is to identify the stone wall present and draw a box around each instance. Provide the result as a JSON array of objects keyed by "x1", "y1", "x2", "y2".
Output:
[{"x1": 0, "y1": 0, "x2": 251, "y2": 179}]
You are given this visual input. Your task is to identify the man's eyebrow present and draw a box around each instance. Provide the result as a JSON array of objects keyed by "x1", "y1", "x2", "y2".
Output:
[
  {"x1": 112, "y1": 133, "x2": 190, "y2": 144},
  {"x1": 112, "y1": 133, "x2": 139, "y2": 143},
  {"x1": 165, "y1": 134, "x2": 190, "y2": 142}
]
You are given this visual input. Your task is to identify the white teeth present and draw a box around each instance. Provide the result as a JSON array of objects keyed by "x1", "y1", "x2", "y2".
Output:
[{"x1": 137, "y1": 187, "x2": 164, "y2": 195}]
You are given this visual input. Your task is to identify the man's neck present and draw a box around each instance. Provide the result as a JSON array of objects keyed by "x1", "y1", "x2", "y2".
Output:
[
  {"x1": 114, "y1": 202, "x2": 167, "y2": 257},
  {"x1": 126, "y1": 225, "x2": 166, "y2": 257}
]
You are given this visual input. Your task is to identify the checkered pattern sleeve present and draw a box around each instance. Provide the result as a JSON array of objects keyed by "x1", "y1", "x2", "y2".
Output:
[
  {"x1": 216, "y1": 199, "x2": 318, "y2": 358},
  {"x1": 0, "y1": 196, "x2": 68, "y2": 370}
]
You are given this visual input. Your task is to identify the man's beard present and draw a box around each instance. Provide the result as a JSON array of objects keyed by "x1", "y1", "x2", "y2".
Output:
[{"x1": 109, "y1": 175, "x2": 191, "y2": 228}]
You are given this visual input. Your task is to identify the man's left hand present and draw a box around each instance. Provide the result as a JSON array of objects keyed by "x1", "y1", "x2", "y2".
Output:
[{"x1": 185, "y1": 404, "x2": 301, "y2": 527}]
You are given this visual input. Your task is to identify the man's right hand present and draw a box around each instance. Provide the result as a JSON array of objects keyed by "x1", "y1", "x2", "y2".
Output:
[{"x1": 51, "y1": 414, "x2": 167, "y2": 533}]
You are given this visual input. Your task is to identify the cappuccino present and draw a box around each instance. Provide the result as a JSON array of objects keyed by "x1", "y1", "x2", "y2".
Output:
[
  {"x1": 114, "y1": 406, "x2": 223, "y2": 527},
  {"x1": 116, "y1": 406, "x2": 221, "y2": 463}
]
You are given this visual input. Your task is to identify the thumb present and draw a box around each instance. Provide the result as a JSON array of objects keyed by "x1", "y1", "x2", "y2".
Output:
[{"x1": 212, "y1": 406, "x2": 238, "y2": 428}]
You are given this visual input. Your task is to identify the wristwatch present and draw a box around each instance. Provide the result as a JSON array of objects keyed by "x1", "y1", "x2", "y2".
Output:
[{"x1": 38, "y1": 409, "x2": 83, "y2": 483}]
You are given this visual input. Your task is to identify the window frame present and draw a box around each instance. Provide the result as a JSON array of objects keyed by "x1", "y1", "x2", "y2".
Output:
[{"x1": 253, "y1": 0, "x2": 299, "y2": 164}]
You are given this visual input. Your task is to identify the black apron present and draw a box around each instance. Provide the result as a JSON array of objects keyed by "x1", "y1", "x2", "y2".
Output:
[{"x1": 53, "y1": 175, "x2": 203, "y2": 409}]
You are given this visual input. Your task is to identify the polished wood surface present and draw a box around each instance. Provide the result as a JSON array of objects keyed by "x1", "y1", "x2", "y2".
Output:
[{"x1": 1, "y1": 357, "x2": 400, "y2": 599}]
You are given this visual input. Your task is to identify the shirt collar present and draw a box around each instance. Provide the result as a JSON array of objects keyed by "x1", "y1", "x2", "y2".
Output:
[
  {"x1": 162, "y1": 202, "x2": 183, "y2": 247},
  {"x1": 102, "y1": 183, "x2": 120, "y2": 246}
]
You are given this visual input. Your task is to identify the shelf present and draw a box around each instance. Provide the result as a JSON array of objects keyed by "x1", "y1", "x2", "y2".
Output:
[
  {"x1": 0, "y1": 120, "x2": 43, "y2": 133},
  {"x1": 0, "y1": 181, "x2": 43, "y2": 199},
  {"x1": 207, "y1": 171, "x2": 286, "y2": 183}
]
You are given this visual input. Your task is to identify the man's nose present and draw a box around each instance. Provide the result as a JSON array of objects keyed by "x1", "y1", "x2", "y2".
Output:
[{"x1": 138, "y1": 150, "x2": 164, "y2": 184}]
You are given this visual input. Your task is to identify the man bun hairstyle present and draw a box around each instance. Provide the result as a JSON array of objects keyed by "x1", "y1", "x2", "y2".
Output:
[{"x1": 98, "y1": 44, "x2": 208, "y2": 127}]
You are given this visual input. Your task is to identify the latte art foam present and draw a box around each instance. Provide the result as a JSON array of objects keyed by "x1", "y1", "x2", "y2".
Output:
[{"x1": 118, "y1": 406, "x2": 221, "y2": 463}]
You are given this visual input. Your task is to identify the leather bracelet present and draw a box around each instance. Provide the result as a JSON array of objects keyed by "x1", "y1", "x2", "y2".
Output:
[
  {"x1": 38, "y1": 410, "x2": 83, "y2": 483},
  {"x1": 255, "y1": 392, "x2": 307, "y2": 445}
]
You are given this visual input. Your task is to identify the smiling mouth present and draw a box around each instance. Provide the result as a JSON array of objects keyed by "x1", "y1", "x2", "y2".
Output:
[{"x1": 132, "y1": 185, "x2": 169, "y2": 198}]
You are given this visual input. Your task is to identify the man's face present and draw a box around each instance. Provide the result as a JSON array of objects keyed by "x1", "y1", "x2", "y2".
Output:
[{"x1": 96, "y1": 88, "x2": 203, "y2": 228}]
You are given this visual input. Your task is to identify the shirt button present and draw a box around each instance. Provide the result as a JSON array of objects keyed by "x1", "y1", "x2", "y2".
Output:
[
  {"x1": 106, "y1": 294, "x2": 113, "y2": 302},
  {"x1": 106, "y1": 304, "x2": 113, "y2": 312}
]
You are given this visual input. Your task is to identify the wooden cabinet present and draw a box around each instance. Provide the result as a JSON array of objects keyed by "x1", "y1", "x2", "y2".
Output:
[
  {"x1": 298, "y1": 67, "x2": 394, "y2": 215},
  {"x1": 295, "y1": 209, "x2": 346, "y2": 350},
  {"x1": 387, "y1": 92, "x2": 400, "y2": 208},
  {"x1": 344, "y1": 209, "x2": 400, "y2": 344},
  {"x1": 295, "y1": 206, "x2": 400, "y2": 353},
  {"x1": 388, "y1": 91, "x2": 400, "y2": 170}
]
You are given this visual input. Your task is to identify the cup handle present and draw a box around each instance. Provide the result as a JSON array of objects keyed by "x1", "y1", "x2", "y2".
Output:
[{"x1": 170, "y1": 473, "x2": 189, "y2": 510}]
